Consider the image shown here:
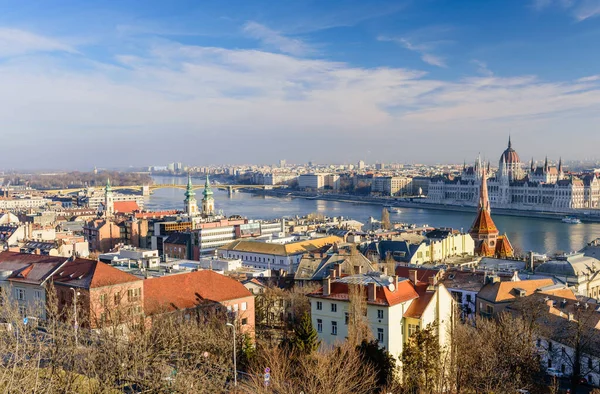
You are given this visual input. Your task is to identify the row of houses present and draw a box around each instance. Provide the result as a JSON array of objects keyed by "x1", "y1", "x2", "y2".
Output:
[{"x1": 0, "y1": 251, "x2": 255, "y2": 336}]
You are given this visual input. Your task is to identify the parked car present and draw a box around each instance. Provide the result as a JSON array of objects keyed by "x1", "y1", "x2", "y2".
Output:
[
  {"x1": 546, "y1": 367, "x2": 564, "y2": 378},
  {"x1": 576, "y1": 376, "x2": 588, "y2": 385},
  {"x1": 516, "y1": 389, "x2": 530, "y2": 394}
]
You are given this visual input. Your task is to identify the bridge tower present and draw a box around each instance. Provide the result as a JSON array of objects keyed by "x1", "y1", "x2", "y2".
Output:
[
  {"x1": 104, "y1": 178, "x2": 114, "y2": 217},
  {"x1": 184, "y1": 174, "x2": 199, "y2": 216},
  {"x1": 142, "y1": 184, "x2": 150, "y2": 196},
  {"x1": 202, "y1": 175, "x2": 215, "y2": 217},
  {"x1": 228, "y1": 185, "x2": 233, "y2": 197}
]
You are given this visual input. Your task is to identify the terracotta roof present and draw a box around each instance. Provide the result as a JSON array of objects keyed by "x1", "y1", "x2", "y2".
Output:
[
  {"x1": 309, "y1": 277, "x2": 419, "y2": 307},
  {"x1": 494, "y1": 235, "x2": 514, "y2": 258},
  {"x1": 219, "y1": 236, "x2": 342, "y2": 256},
  {"x1": 144, "y1": 270, "x2": 252, "y2": 315},
  {"x1": 52, "y1": 259, "x2": 141, "y2": 289},
  {"x1": 477, "y1": 278, "x2": 554, "y2": 303},
  {"x1": 134, "y1": 210, "x2": 178, "y2": 219},
  {"x1": 395, "y1": 266, "x2": 440, "y2": 284},
  {"x1": 470, "y1": 209, "x2": 498, "y2": 236},
  {"x1": 114, "y1": 201, "x2": 139, "y2": 214},
  {"x1": 403, "y1": 283, "x2": 435, "y2": 319}
]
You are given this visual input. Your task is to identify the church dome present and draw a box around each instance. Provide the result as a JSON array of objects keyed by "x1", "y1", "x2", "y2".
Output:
[{"x1": 500, "y1": 136, "x2": 520, "y2": 164}]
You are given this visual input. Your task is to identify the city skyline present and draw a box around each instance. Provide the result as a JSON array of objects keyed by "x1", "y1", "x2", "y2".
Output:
[{"x1": 1, "y1": 0, "x2": 600, "y2": 168}]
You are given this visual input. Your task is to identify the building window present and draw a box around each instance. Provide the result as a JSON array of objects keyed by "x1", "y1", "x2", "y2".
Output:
[
  {"x1": 317, "y1": 319, "x2": 322, "y2": 333},
  {"x1": 377, "y1": 310, "x2": 384, "y2": 319},
  {"x1": 128, "y1": 288, "x2": 141, "y2": 302},
  {"x1": 331, "y1": 321, "x2": 337, "y2": 335},
  {"x1": 408, "y1": 324, "x2": 418, "y2": 337},
  {"x1": 548, "y1": 341, "x2": 553, "y2": 352},
  {"x1": 34, "y1": 290, "x2": 42, "y2": 301},
  {"x1": 331, "y1": 303, "x2": 337, "y2": 313},
  {"x1": 15, "y1": 288, "x2": 26, "y2": 301},
  {"x1": 466, "y1": 294, "x2": 472, "y2": 303},
  {"x1": 19, "y1": 305, "x2": 26, "y2": 316},
  {"x1": 241, "y1": 302, "x2": 247, "y2": 311},
  {"x1": 377, "y1": 328, "x2": 384, "y2": 343},
  {"x1": 316, "y1": 301, "x2": 322, "y2": 311},
  {"x1": 588, "y1": 358, "x2": 593, "y2": 370},
  {"x1": 99, "y1": 294, "x2": 107, "y2": 307},
  {"x1": 242, "y1": 318, "x2": 248, "y2": 325},
  {"x1": 114, "y1": 292, "x2": 121, "y2": 305}
]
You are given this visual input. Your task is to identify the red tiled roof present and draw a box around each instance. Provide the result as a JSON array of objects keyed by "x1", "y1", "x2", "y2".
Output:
[
  {"x1": 494, "y1": 235, "x2": 514, "y2": 258},
  {"x1": 478, "y1": 278, "x2": 554, "y2": 303},
  {"x1": 395, "y1": 267, "x2": 439, "y2": 284},
  {"x1": 134, "y1": 210, "x2": 178, "y2": 219},
  {"x1": 144, "y1": 270, "x2": 252, "y2": 315},
  {"x1": 470, "y1": 209, "x2": 498, "y2": 236},
  {"x1": 310, "y1": 279, "x2": 419, "y2": 307},
  {"x1": 53, "y1": 259, "x2": 141, "y2": 289},
  {"x1": 114, "y1": 201, "x2": 139, "y2": 214},
  {"x1": 403, "y1": 283, "x2": 435, "y2": 319}
]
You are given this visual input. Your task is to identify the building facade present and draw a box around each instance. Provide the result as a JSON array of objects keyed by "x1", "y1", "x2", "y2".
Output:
[{"x1": 427, "y1": 138, "x2": 600, "y2": 211}]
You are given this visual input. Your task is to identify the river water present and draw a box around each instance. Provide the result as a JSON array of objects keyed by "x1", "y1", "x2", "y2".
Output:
[{"x1": 145, "y1": 176, "x2": 600, "y2": 255}]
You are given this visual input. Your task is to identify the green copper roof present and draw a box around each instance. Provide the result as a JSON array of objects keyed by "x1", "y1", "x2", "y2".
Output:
[
  {"x1": 185, "y1": 173, "x2": 195, "y2": 198},
  {"x1": 203, "y1": 175, "x2": 213, "y2": 199},
  {"x1": 105, "y1": 178, "x2": 112, "y2": 192}
]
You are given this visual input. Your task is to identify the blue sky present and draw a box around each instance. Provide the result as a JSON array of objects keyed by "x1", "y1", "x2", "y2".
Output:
[{"x1": 1, "y1": 0, "x2": 600, "y2": 169}]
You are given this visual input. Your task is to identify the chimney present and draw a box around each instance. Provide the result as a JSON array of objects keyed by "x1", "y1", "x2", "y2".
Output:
[
  {"x1": 334, "y1": 263, "x2": 342, "y2": 277},
  {"x1": 323, "y1": 276, "x2": 331, "y2": 296},
  {"x1": 409, "y1": 269, "x2": 418, "y2": 285},
  {"x1": 368, "y1": 282, "x2": 376, "y2": 302},
  {"x1": 428, "y1": 276, "x2": 436, "y2": 287},
  {"x1": 393, "y1": 275, "x2": 399, "y2": 289},
  {"x1": 382, "y1": 266, "x2": 388, "y2": 276},
  {"x1": 329, "y1": 268, "x2": 336, "y2": 279}
]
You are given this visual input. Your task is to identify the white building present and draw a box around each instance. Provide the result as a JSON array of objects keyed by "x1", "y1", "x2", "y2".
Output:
[
  {"x1": 217, "y1": 236, "x2": 342, "y2": 273},
  {"x1": 308, "y1": 270, "x2": 455, "y2": 363},
  {"x1": 99, "y1": 246, "x2": 160, "y2": 269},
  {"x1": 0, "y1": 197, "x2": 50, "y2": 210},
  {"x1": 298, "y1": 173, "x2": 340, "y2": 190},
  {"x1": 427, "y1": 138, "x2": 600, "y2": 211},
  {"x1": 0, "y1": 252, "x2": 68, "y2": 319},
  {"x1": 371, "y1": 176, "x2": 413, "y2": 196}
]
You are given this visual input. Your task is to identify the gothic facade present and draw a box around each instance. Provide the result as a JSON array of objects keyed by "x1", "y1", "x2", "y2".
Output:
[{"x1": 428, "y1": 138, "x2": 600, "y2": 211}]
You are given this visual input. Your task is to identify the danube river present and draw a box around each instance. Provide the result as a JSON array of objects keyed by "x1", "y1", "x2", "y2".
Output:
[{"x1": 146, "y1": 176, "x2": 600, "y2": 255}]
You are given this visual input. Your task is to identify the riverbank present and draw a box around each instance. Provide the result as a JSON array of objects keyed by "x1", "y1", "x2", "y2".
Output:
[{"x1": 250, "y1": 189, "x2": 600, "y2": 223}]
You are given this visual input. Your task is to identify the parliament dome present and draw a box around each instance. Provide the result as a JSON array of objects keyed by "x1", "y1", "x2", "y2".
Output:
[{"x1": 500, "y1": 136, "x2": 520, "y2": 164}]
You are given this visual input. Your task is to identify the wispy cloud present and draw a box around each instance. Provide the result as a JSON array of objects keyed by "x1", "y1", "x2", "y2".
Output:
[
  {"x1": 0, "y1": 28, "x2": 75, "y2": 58},
  {"x1": 378, "y1": 36, "x2": 447, "y2": 67},
  {"x1": 2, "y1": 26, "x2": 600, "y2": 166},
  {"x1": 243, "y1": 21, "x2": 313, "y2": 57},
  {"x1": 532, "y1": 0, "x2": 600, "y2": 21},
  {"x1": 471, "y1": 59, "x2": 494, "y2": 77}
]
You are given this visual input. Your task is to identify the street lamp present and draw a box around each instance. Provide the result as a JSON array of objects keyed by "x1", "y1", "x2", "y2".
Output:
[
  {"x1": 226, "y1": 322, "x2": 237, "y2": 387},
  {"x1": 70, "y1": 288, "x2": 80, "y2": 347}
]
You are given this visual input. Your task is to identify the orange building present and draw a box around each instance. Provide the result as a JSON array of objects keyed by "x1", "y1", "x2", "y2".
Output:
[{"x1": 469, "y1": 168, "x2": 514, "y2": 258}]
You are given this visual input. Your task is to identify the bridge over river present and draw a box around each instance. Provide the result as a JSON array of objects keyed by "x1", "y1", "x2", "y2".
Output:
[{"x1": 38, "y1": 184, "x2": 289, "y2": 197}]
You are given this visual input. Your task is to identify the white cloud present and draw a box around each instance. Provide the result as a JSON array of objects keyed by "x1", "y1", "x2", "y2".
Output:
[
  {"x1": 0, "y1": 28, "x2": 75, "y2": 57},
  {"x1": 242, "y1": 21, "x2": 313, "y2": 56},
  {"x1": 471, "y1": 59, "x2": 494, "y2": 77},
  {"x1": 532, "y1": 0, "x2": 600, "y2": 21},
  {"x1": 1, "y1": 28, "x2": 600, "y2": 167},
  {"x1": 379, "y1": 36, "x2": 447, "y2": 68},
  {"x1": 577, "y1": 75, "x2": 600, "y2": 82}
]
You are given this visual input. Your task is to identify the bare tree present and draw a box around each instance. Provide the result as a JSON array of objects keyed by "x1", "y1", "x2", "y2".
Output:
[{"x1": 381, "y1": 208, "x2": 391, "y2": 231}]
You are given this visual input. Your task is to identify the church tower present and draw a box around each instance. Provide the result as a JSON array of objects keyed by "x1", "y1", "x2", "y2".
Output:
[
  {"x1": 184, "y1": 173, "x2": 199, "y2": 216},
  {"x1": 201, "y1": 175, "x2": 215, "y2": 217},
  {"x1": 469, "y1": 168, "x2": 514, "y2": 258},
  {"x1": 104, "y1": 178, "x2": 114, "y2": 217}
]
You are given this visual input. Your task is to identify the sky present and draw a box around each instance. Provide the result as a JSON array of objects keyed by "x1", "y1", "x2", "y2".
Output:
[{"x1": 1, "y1": 0, "x2": 600, "y2": 169}]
